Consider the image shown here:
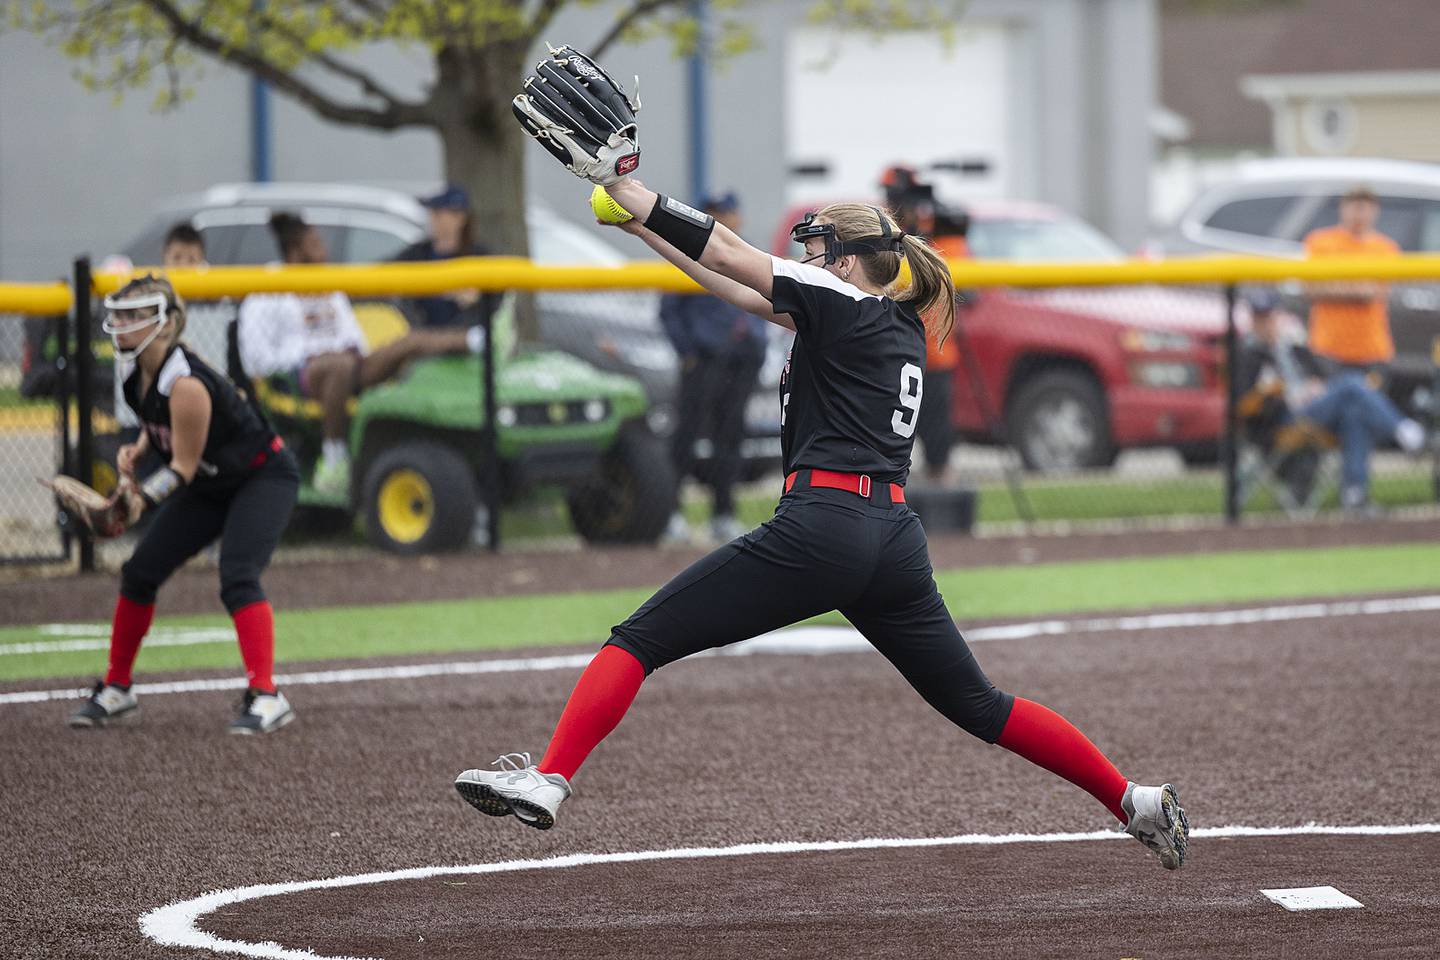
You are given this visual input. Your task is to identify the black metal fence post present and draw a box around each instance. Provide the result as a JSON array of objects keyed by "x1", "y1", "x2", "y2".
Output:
[
  {"x1": 1222, "y1": 283, "x2": 1240, "y2": 525},
  {"x1": 73, "y1": 257, "x2": 96, "y2": 572},
  {"x1": 482, "y1": 307, "x2": 501, "y2": 552}
]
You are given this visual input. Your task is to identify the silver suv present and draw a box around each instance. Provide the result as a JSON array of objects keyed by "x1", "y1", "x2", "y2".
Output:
[
  {"x1": 118, "y1": 182, "x2": 783, "y2": 476},
  {"x1": 1162, "y1": 157, "x2": 1440, "y2": 413}
]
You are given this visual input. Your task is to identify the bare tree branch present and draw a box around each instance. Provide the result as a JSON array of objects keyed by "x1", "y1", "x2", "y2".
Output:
[
  {"x1": 135, "y1": 0, "x2": 433, "y2": 129},
  {"x1": 527, "y1": 0, "x2": 565, "y2": 40},
  {"x1": 590, "y1": 0, "x2": 686, "y2": 60}
]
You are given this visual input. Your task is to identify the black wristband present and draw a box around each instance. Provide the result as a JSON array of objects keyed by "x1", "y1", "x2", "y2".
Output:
[
  {"x1": 139, "y1": 465, "x2": 186, "y2": 507},
  {"x1": 645, "y1": 195, "x2": 716, "y2": 261}
]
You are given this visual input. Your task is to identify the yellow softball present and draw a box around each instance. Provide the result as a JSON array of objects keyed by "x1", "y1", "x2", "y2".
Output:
[{"x1": 590, "y1": 185, "x2": 634, "y2": 224}]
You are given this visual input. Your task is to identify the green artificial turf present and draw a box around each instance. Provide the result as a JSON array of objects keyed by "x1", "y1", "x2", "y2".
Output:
[{"x1": 5, "y1": 541, "x2": 1440, "y2": 683}]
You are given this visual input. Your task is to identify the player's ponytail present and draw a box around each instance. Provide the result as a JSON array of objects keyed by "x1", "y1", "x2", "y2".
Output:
[
  {"x1": 813, "y1": 202, "x2": 957, "y2": 347},
  {"x1": 897, "y1": 233, "x2": 957, "y2": 347}
]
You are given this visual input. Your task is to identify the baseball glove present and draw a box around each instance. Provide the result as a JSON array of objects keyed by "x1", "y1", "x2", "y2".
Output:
[
  {"x1": 42, "y1": 475, "x2": 140, "y2": 539},
  {"x1": 512, "y1": 44, "x2": 640, "y2": 185}
]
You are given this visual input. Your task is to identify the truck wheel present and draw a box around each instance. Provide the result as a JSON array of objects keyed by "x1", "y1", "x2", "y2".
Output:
[
  {"x1": 1007, "y1": 369, "x2": 1115, "y2": 472},
  {"x1": 1177, "y1": 440, "x2": 1221, "y2": 468},
  {"x1": 362, "y1": 442, "x2": 477, "y2": 554},
  {"x1": 567, "y1": 423, "x2": 678, "y2": 544}
]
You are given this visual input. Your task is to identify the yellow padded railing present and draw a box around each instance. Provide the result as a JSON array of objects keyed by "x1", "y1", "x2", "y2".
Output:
[{"x1": 5, "y1": 253, "x2": 1440, "y2": 314}]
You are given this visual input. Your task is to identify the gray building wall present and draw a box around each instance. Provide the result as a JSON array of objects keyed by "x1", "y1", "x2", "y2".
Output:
[{"x1": 0, "y1": 0, "x2": 1155, "y2": 281}]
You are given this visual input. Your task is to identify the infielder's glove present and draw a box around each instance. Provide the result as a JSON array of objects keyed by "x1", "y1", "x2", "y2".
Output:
[
  {"x1": 42, "y1": 475, "x2": 141, "y2": 540},
  {"x1": 512, "y1": 44, "x2": 640, "y2": 185}
]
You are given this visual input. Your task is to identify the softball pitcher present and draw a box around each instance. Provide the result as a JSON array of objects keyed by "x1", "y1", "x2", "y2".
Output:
[{"x1": 456, "y1": 47, "x2": 1188, "y2": 869}]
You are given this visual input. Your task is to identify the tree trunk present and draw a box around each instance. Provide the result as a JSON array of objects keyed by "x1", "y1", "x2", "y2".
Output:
[{"x1": 434, "y1": 42, "x2": 539, "y2": 340}]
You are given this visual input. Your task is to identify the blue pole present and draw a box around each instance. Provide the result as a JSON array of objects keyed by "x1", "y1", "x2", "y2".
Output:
[
  {"x1": 250, "y1": 77, "x2": 272, "y2": 182},
  {"x1": 687, "y1": 0, "x2": 709, "y2": 201}
]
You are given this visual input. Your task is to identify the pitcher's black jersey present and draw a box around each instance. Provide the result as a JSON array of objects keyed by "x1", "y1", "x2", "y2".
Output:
[
  {"x1": 123, "y1": 344, "x2": 275, "y2": 488},
  {"x1": 768, "y1": 256, "x2": 927, "y2": 485}
]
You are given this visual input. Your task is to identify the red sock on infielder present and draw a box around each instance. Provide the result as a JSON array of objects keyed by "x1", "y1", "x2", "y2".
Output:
[
  {"x1": 104, "y1": 594, "x2": 155, "y2": 688},
  {"x1": 997, "y1": 697, "x2": 1130, "y2": 823},
  {"x1": 538, "y1": 644, "x2": 646, "y2": 780},
  {"x1": 232, "y1": 601, "x2": 276, "y2": 693}
]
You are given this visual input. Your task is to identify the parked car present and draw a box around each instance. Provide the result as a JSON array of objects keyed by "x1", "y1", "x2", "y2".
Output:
[
  {"x1": 1159, "y1": 156, "x2": 1440, "y2": 417},
  {"x1": 119, "y1": 182, "x2": 782, "y2": 479},
  {"x1": 772, "y1": 200, "x2": 1226, "y2": 471}
]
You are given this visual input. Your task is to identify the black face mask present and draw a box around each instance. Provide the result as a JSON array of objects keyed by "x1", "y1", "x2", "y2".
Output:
[{"x1": 789, "y1": 207, "x2": 906, "y2": 265}]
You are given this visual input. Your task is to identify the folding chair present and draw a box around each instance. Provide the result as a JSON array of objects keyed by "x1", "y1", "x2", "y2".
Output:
[{"x1": 1234, "y1": 388, "x2": 1341, "y2": 519}]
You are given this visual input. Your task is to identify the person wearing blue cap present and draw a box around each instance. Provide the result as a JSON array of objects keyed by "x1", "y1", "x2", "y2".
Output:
[
  {"x1": 658, "y1": 191, "x2": 769, "y2": 543},
  {"x1": 1236, "y1": 288, "x2": 1425, "y2": 513},
  {"x1": 393, "y1": 184, "x2": 500, "y2": 329}
]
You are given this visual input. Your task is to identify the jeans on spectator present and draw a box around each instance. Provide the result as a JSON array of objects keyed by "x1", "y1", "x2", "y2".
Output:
[{"x1": 1299, "y1": 372, "x2": 1404, "y2": 492}]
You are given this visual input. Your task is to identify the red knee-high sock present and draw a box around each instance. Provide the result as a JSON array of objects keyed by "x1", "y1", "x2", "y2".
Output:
[
  {"x1": 537, "y1": 645, "x2": 646, "y2": 781},
  {"x1": 997, "y1": 697, "x2": 1130, "y2": 823},
  {"x1": 232, "y1": 601, "x2": 276, "y2": 693},
  {"x1": 104, "y1": 595, "x2": 155, "y2": 688}
]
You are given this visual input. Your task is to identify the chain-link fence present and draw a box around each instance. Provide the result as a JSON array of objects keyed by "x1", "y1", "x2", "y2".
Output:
[{"x1": 2, "y1": 258, "x2": 1438, "y2": 568}]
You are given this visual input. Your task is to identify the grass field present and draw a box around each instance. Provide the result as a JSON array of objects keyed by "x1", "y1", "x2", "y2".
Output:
[{"x1": 5, "y1": 540, "x2": 1440, "y2": 683}]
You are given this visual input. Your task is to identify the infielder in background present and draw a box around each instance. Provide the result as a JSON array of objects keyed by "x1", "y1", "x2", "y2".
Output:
[
  {"x1": 67, "y1": 274, "x2": 300, "y2": 734},
  {"x1": 457, "y1": 48, "x2": 1189, "y2": 871}
]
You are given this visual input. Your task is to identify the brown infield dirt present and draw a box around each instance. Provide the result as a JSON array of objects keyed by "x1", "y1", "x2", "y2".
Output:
[{"x1": 1, "y1": 528, "x2": 1438, "y2": 960}]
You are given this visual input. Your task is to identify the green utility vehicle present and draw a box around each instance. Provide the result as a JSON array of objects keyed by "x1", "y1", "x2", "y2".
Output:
[{"x1": 232, "y1": 304, "x2": 677, "y2": 553}]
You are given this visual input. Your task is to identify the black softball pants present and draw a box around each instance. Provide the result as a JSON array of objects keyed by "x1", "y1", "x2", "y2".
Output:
[
  {"x1": 121, "y1": 450, "x2": 300, "y2": 613},
  {"x1": 607, "y1": 487, "x2": 1014, "y2": 742}
]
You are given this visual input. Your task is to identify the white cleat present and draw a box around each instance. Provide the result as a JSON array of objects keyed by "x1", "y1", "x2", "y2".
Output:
[
  {"x1": 455, "y1": 752, "x2": 572, "y2": 830},
  {"x1": 1122, "y1": 782, "x2": 1189, "y2": 870},
  {"x1": 68, "y1": 681, "x2": 139, "y2": 728},
  {"x1": 228, "y1": 689, "x2": 296, "y2": 735}
]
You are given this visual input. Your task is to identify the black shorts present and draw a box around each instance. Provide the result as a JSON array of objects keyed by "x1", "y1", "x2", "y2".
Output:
[{"x1": 608, "y1": 486, "x2": 1013, "y2": 742}]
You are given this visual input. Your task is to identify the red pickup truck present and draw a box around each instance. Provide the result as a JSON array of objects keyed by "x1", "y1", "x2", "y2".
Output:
[{"x1": 772, "y1": 200, "x2": 1226, "y2": 471}]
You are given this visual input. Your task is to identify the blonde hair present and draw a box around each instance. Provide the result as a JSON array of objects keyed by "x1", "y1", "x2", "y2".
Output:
[
  {"x1": 114, "y1": 273, "x2": 187, "y2": 344},
  {"x1": 813, "y1": 202, "x2": 957, "y2": 345}
]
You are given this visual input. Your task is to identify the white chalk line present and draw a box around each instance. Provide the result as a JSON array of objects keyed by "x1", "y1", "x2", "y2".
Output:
[
  {"x1": 6, "y1": 592, "x2": 1440, "y2": 707},
  {"x1": 140, "y1": 821, "x2": 1440, "y2": 960},
  {"x1": 0, "y1": 625, "x2": 234, "y2": 657}
]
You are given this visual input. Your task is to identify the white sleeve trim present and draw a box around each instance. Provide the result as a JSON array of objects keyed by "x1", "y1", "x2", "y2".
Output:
[
  {"x1": 156, "y1": 349, "x2": 192, "y2": 397},
  {"x1": 770, "y1": 255, "x2": 876, "y2": 303}
]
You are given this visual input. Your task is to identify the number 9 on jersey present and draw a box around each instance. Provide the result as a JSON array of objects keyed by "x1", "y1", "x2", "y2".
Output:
[{"x1": 891, "y1": 363, "x2": 924, "y2": 438}]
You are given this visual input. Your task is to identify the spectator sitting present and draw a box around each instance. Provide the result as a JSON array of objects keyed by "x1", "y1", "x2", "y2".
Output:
[
  {"x1": 658, "y1": 191, "x2": 769, "y2": 544},
  {"x1": 1236, "y1": 289, "x2": 1424, "y2": 514},
  {"x1": 239, "y1": 211, "x2": 485, "y2": 497},
  {"x1": 1302, "y1": 186, "x2": 1400, "y2": 383},
  {"x1": 393, "y1": 184, "x2": 499, "y2": 329}
]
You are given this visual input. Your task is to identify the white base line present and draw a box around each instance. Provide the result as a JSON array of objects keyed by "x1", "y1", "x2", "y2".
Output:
[
  {"x1": 7, "y1": 593, "x2": 1440, "y2": 706},
  {"x1": 140, "y1": 822, "x2": 1440, "y2": 960}
]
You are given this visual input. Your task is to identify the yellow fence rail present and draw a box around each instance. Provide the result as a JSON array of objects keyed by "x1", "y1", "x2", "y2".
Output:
[{"x1": 5, "y1": 252, "x2": 1440, "y2": 314}]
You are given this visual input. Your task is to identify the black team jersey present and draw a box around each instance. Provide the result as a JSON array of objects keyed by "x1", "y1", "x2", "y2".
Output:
[
  {"x1": 123, "y1": 344, "x2": 276, "y2": 490},
  {"x1": 768, "y1": 256, "x2": 927, "y2": 485}
]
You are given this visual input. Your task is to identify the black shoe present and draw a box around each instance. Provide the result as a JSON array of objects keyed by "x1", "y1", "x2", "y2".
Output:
[{"x1": 68, "y1": 680, "x2": 139, "y2": 728}]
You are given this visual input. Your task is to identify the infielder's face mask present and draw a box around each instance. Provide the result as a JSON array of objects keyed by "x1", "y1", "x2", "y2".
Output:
[
  {"x1": 102, "y1": 291, "x2": 171, "y2": 363},
  {"x1": 790, "y1": 208, "x2": 906, "y2": 266}
]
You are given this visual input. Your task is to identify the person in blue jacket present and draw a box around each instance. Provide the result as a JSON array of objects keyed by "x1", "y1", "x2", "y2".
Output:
[{"x1": 658, "y1": 192, "x2": 769, "y2": 543}]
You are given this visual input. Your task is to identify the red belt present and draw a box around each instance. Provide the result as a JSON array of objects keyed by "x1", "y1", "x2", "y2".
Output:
[
  {"x1": 248, "y1": 435, "x2": 285, "y2": 468},
  {"x1": 785, "y1": 469, "x2": 905, "y2": 504}
]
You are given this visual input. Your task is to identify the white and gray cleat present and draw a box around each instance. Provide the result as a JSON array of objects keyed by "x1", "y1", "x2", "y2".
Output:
[
  {"x1": 228, "y1": 689, "x2": 296, "y2": 735},
  {"x1": 68, "y1": 681, "x2": 139, "y2": 728},
  {"x1": 455, "y1": 752, "x2": 572, "y2": 830},
  {"x1": 1122, "y1": 782, "x2": 1189, "y2": 869}
]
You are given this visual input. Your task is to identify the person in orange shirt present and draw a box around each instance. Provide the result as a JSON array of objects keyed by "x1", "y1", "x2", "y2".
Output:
[
  {"x1": 1302, "y1": 186, "x2": 1400, "y2": 380},
  {"x1": 884, "y1": 166, "x2": 965, "y2": 484}
]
